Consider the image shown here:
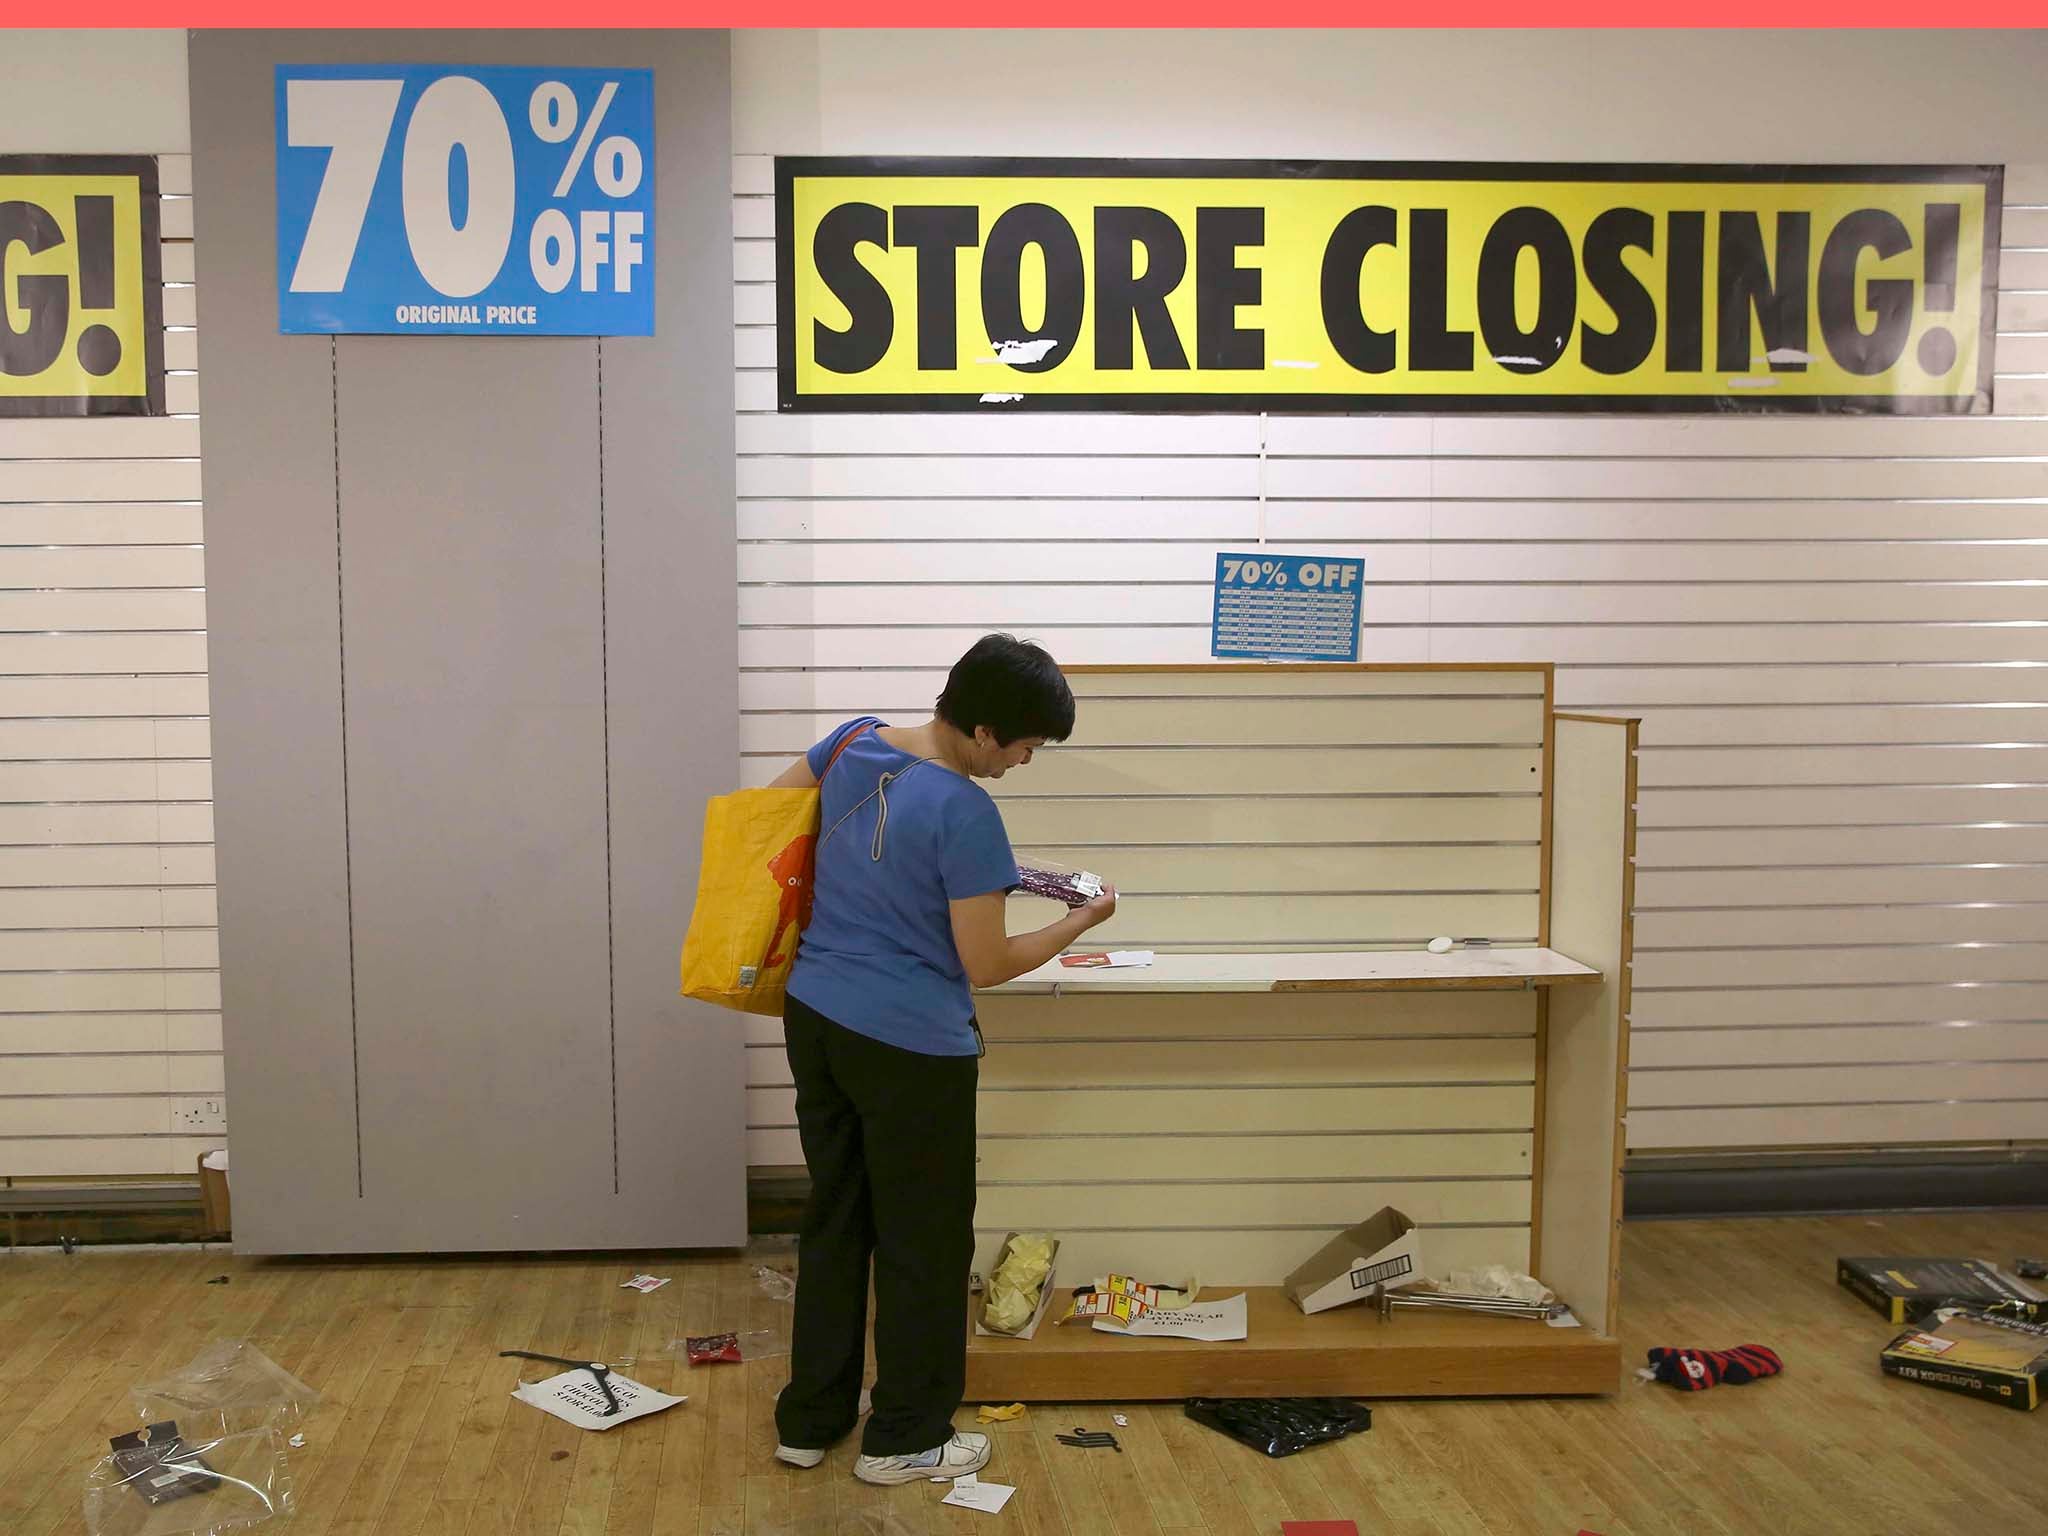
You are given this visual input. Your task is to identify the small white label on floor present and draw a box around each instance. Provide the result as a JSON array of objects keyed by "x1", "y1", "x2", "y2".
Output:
[{"x1": 943, "y1": 1480, "x2": 1017, "y2": 1513}]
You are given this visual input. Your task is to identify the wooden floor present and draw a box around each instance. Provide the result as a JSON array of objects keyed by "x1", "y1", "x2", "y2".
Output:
[{"x1": 3, "y1": 1210, "x2": 2046, "y2": 1536}]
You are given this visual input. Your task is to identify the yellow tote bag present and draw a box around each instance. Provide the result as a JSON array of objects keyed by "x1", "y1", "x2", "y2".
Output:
[{"x1": 679, "y1": 725, "x2": 870, "y2": 1016}]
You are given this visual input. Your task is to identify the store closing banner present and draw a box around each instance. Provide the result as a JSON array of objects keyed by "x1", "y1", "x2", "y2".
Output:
[
  {"x1": 0, "y1": 155, "x2": 164, "y2": 418},
  {"x1": 776, "y1": 157, "x2": 2001, "y2": 414}
]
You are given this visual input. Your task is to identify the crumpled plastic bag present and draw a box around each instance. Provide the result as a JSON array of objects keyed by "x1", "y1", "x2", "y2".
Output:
[
  {"x1": 130, "y1": 1342, "x2": 321, "y2": 1442},
  {"x1": 1432, "y1": 1266, "x2": 1555, "y2": 1304},
  {"x1": 982, "y1": 1234, "x2": 1055, "y2": 1334}
]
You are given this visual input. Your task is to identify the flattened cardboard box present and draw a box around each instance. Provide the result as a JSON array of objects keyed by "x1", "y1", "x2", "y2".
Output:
[
  {"x1": 1285, "y1": 1208, "x2": 1423, "y2": 1316},
  {"x1": 1837, "y1": 1256, "x2": 2047, "y2": 1325},
  {"x1": 1880, "y1": 1308, "x2": 2048, "y2": 1412}
]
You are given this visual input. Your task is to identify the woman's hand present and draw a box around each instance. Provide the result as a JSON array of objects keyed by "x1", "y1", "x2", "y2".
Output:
[
  {"x1": 950, "y1": 882, "x2": 1118, "y2": 989},
  {"x1": 1076, "y1": 884, "x2": 1118, "y2": 931}
]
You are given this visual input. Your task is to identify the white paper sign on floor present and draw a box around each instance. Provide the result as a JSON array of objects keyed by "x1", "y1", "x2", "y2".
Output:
[
  {"x1": 510, "y1": 1369, "x2": 685, "y2": 1431},
  {"x1": 1095, "y1": 1293, "x2": 1248, "y2": 1341}
]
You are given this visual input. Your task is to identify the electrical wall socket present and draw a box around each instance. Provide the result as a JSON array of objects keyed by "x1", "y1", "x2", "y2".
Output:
[{"x1": 171, "y1": 1097, "x2": 225, "y2": 1132}]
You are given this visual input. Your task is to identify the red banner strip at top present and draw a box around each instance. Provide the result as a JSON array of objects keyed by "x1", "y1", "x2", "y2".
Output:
[{"x1": 34, "y1": 7, "x2": 2048, "y2": 26}]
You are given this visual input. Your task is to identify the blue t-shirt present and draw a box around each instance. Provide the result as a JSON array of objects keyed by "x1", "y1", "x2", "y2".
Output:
[{"x1": 786, "y1": 718, "x2": 1019, "y2": 1055}]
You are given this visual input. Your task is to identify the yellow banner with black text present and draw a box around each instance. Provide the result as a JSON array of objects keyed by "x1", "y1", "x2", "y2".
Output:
[
  {"x1": 0, "y1": 155, "x2": 164, "y2": 418},
  {"x1": 776, "y1": 158, "x2": 2000, "y2": 414}
]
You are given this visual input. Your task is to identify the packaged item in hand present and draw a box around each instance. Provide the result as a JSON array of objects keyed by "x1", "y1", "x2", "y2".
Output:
[{"x1": 1015, "y1": 865, "x2": 1104, "y2": 909}]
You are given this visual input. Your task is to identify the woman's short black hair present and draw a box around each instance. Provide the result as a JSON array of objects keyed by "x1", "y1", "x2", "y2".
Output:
[{"x1": 936, "y1": 634, "x2": 1075, "y2": 745}]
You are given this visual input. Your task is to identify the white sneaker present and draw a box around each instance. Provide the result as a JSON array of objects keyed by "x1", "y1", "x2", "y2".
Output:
[
  {"x1": 773, "y1": 1387, "x2": 830, "y2": 1468},
  {"x1": 772, "y1": 1385, "x2": 872, "y2": 1468},
  {"x1": 854, "y1": 1431, "x2": 990, "y2": 1486}
]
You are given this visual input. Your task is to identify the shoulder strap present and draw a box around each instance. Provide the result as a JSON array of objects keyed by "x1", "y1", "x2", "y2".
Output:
[
  {"x1": 819, "y1": 757, "x2": 936, "y2": 861},
  {"x1": 821, "y1": 720, "x2": 878, "y2": 781}
]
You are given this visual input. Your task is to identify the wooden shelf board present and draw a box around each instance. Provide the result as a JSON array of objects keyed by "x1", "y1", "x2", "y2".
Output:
[
  {"x1": 989, "y1": 947, "x2": 1600, "y2": 996},
  {"x1": 965, "y1": 1286, "x2": 1620, "y2": 1401}
]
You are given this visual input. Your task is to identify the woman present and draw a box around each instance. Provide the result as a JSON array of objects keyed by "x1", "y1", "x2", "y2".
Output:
[{"x1": 766, "y1": 634, "x2": 1117, "y2": 1485}]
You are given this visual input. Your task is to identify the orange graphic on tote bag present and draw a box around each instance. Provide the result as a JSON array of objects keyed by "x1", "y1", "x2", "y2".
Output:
[{"x1": 763, "y1": 832, "x2": 818, "y2": 967}]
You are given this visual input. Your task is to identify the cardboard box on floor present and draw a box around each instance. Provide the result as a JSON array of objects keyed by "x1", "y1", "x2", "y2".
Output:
[
  {"x1": 1881, "y1": 1308, "x2": 2048, "y2": 1412},
  {"x1": 1284, "y1": 1208, "x2": 1423, "y2": 1315},
  {"x1": 1838, "y1": 1256, "x2": 2047, "y2": 1325}
]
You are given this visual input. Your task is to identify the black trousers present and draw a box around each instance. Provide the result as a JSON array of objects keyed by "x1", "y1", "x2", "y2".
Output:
[{"x1": 775, "y1": 992, "x2": 979, "y2": 1456}]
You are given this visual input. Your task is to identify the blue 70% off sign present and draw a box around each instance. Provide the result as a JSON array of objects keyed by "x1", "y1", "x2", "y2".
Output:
[
  {"x1": 1210, "y1": 551, "x2": 1365, "y2": 663},
  {"x1": 275, "y1": 64, "x2": 655, "y2": 336}
]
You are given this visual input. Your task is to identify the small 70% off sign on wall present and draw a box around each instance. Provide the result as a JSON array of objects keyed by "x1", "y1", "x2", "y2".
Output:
[
  {"x1": 1210, "y1": 552, "x2": 1366, "y2": 663},
  {"x1": 275, "y1": 64, "x2": 655, "y2": 336}
]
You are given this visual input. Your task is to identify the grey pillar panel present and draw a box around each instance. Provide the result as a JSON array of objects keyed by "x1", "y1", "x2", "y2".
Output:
[
  {"x1": 189, "y1": 29, "x2": 742, "y2": 1253},
  {"x1": 189, "y1": 41, "x2": 359, "y2": 1251},
  {"x1": 337, "y1": 339, "x2": 615, "y2": 1249},
  {"x1": 602, "y1": 35, "x2": 746, "y2": 1240}
]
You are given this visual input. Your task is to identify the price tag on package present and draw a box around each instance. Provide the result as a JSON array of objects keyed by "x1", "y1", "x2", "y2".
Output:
[{"x1": 275, "y1": 64, "x2": 654, "y2": 335}]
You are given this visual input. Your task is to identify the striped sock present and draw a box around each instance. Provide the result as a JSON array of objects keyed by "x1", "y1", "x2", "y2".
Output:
[{"x1": 1647, "y1": 1345, "x2": 1782, "y2": 1391}]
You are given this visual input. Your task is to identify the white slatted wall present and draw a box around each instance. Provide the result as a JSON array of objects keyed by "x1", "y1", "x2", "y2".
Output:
[
  {"x1": 970, "y1": 668, "x2": 1552, "y2": 1283},
  {"x1": 732, "y1": 152, "x2": 2048, "y2": 1166},
  {"x1": 0, "y1": 153, "x2": 220, "y2": 1179}
]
